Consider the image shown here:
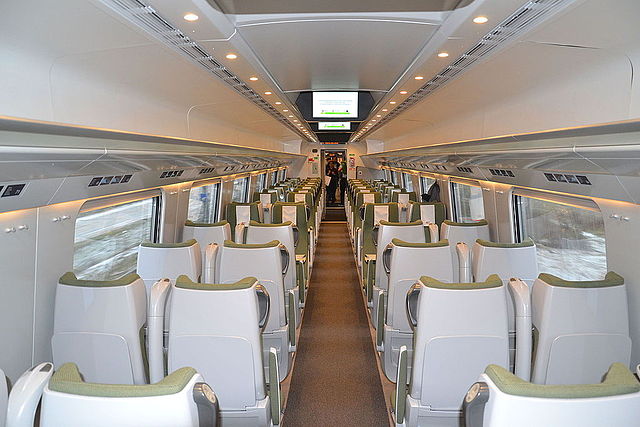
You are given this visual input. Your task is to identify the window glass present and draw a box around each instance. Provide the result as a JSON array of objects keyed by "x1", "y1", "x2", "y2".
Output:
[
  {"x1": 451, "y1": 181, "x2": 485, "y2": 222},
  {"x1": 73, "y1": 197, "x2": 159, "y2": 280},
  {"x1": 420, "y1": 176, "x2": 436, "y2": 194},
  {"x1": 232, "y1": 177, "x2": 249, "y2": 202},
  {"x1": 390, "y1": 171, "x2": 398, "y2": 185},
  {"x1": 188, "y1": 183, "x2": 220, "y2": 223},
  {"x1": 402, "y1": 173, "x2": 414, "y2": 192},
  {"x1": 515, "y1": 195, "x2": 607, "y2": 280},
  {"x1": 270, "y1": 171, "x2": 278, "y2": 186},
  {"x1": 256, "y1": 173, "x2": 267, "y2": 192}
]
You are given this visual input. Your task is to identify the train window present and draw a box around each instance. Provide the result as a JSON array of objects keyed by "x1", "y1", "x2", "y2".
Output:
[
  {"x1": 188, "y1": 182, "x2": 221, "y2": 223},
  {"x1": 232, "y1": 177, "x2": 250, "y2": 202},
  {"x1": 390, "y1": 171, "x2": 398, "y2": 185},
  {"x1": 402, "y1": 173, "x2": 414, "y2": 192},
  {"x1": 256, "y1": 173, "x2": 267, "y2": 192},
  {"x1": 420, "y1": 176, "x2": 436, "y2": 194},
  {"x1": 450, "y1": 181, "x2": 485, "y2": 222},
  {"x1": 514, "y1": 193, "x2": 607, "y2": 280},
  {"x1": 270, "y1": 171, "x2": 278, "y2": 186},
  {"x1": 73, "y1": 196, "x2": 160, "y2": 280},
  {"x1": 278, "y1": 168, "x2": 286, "y2": 181}
]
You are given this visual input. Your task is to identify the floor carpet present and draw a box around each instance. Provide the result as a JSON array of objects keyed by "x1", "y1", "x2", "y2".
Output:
[{"x1": 283, "y1": 222, "x2": 388, "y2": 426}]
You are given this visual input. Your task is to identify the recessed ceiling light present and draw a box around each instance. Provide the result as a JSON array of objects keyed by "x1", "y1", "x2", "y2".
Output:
[
  {"x1": 183, "y1": 13, "x2": 199, "y2": 21},
  {"x1": 293, "y1": 119, "x2": 298, "y2": 122},
  {"x1": 399, "y1": 90, "x2": 408, "y2": 94},
  {"x1": 473, "y1": 16, "x2": 489, "y2": 24},
  {"x1": 288, "y1": 115, "x2": 294, "y2": 118},
  {"x1": 390, "y1": 101, "x2": 397, "y2": 104},
  {"x1": 225, "y1": 53, "x2": 238, "y2": 59},
  {"x1": 249, "y1": 76, "x2": 258, "y2": 81},
  {"x1": 264, "y1": 91, "x2": 272, "y2": 95},
  {"x1": 382, "y1": 109, "x2": 388, "y2": 112},
  {"x1": 275, "y1": 101, "x2": 282, "y2": 105},
  {"x1": 414, "y1": 76, "x2": 424, "y2": 80},
  {"x1": 372, "y1": 120, "x2": 377, "y2": 122},
  {"x1": 376, "y1": 115, "x2": 382, "y2": 117},
  {"x1": 283, "y1": 109, "x2": 289, "y2": 112},
  {"x1": 438, "y1": 52, "x2": 449, "y2": 58}
]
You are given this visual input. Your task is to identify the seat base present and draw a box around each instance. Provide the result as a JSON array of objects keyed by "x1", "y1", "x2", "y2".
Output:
[
  {"x1": 220, "y1": 395, "x2": 272, "y2": 427},
  {"x1": 262, "y1": 328, "x2": 292, "y2": 382},
  {"x1": 382, "y1": 327, "x2": 413, "y2": 383},
  {"x1": 405, "y1": 395, "x2": 461, "y2": 427}
]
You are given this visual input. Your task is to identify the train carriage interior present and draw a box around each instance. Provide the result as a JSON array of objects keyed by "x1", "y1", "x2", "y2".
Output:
[{"x1": 2, "y1": 0, "x2": 640, "y2": 426}]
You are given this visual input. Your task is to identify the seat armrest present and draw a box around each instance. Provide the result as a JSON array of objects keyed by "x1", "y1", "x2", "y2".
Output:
[
  {"x1": 508, "y1": 278, "x2": 532, "y2": 381},
  {"x1": 376, "y1": 292, "x2": 386, "y2": 350},
  {"x1": 394, "y1": 347, "x2": 408, "y2": 425},
  {"x1": 7, "y1": 362, "x2": 53, "y2": 427},
  {"x1": 235, "y1": 223, "x2": 246, "y2": 243},
  {"x1": 148, "y1": 278, "x2": 171, "y2": 383},
  {"x1": 288, "y1": 291, "x2": 297, "y2": 351},
  {"x1": 268, "y1": 348, "x2": 281, "y2": 425},
  {"x1": 192, "y1": 382, "x2": 218, "y2": 427},
  {"x1": 456, "y1": 242, "x2": 472, "y2": 282},
  {"x1": 463, "y1": 382, "x2": 490, "y2": 427},
  {"x1": 203, "y1": 243, "x2": 219, "y2": 283}
]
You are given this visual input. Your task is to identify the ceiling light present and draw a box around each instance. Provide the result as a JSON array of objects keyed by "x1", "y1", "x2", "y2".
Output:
[
  {"x1": 390, "y1": 101, "x2": 397, "y2": 104},
  {"x1": 264, "y1": 91, "x2": 272, "y2": 95},
  {"x1": 400, "y1": 90, "x2": 408, "y2": 94},
  {"x1": 183, "y1": 13, "x2": 199, "y2": 21},
  {"x1": 288, "y1": 115, "x2": 294, "y2": 118},
  {"x1": 372, "y1": 120, "x2": 376, "y2": 122},
  {"x1": 473, "y1": 16, "x2": 489, "y2": 24},
  {"x1": 414, "y1": 76, "x2": 424, "y2": 80},
  {"x1": 376, "y1": 115, "x2": 382, "y2": 117},
  {"x1": 293, "y1": 119, "x2": 298, "y2": 122},
  {"x1": 225, "y1": 53, "x2": 238, "y2": 59},
  {"x1": 438, "y1": 52, "x2": 449, "y2": 58},
  {"x1": 249, "y1": 76, "x2": 258, "y2": 81},
  {"x1": 283, "y1": 109, "x2": 289, "y2": 112},
  {"x1": 275, "y1": 101, "x2": 282, "y2": 105},
  {"x1": 382, "y1": 109, "x2": 388, "y2": 112}
]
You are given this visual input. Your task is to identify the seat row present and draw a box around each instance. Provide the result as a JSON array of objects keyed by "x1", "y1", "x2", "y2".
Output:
[
  {"x1": 347, "y1": 178, "x2": 640, "y2": 427},
  {"x1": 6, "y1": 178, "x2": 323, "y2": 426}
]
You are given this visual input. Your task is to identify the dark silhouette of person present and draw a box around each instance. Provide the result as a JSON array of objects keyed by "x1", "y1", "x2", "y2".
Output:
[
  {"x1": 338, "y1": 159, "x2": 348, "y2": 204},
  {"x1": 326, "y1": 161, "x2": 339, "y2": 204}
]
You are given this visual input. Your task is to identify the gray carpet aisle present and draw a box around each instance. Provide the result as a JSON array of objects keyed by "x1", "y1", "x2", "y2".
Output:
[{"x1": 283, "y1": 220, "x2": 389, "y2": 426}]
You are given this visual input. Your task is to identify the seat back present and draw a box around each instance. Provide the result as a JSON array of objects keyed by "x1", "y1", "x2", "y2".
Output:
[
  {"x1": 361, "y1": 203, "x2": 399, "y2": 258},
  {"x1": 137, "y1": 240, "x2": 201, "y2": 292},
  {"x1": 386, "y1": 239, "x2": 455, "y2": 331},
  {"x1": 468, "y1": 363, "x2": 640, "y2": 427},
  {"x1": 183, "y1": 220, "x2": 231, "y2": 261},
  {"x1": 408, "y1": 201, "x2": 446, "y2": 227},
  {"x1": 441, "y1": 220, "x2": 490, "y2": 248},
  {"x1": 41, "y1": 363, "x2": 213, "y2": 427},
  {"x1": 225, "y1": 202, "x2": 260, "y2": 240},
  {"x1": 168, "y1": 277, "x2": 266, "y2": 411},
  {"x1": 375, "y1": 221, "x2": 426, "y2": 290},
  {"x1": 218, "y1": 241, "x2": 286, "y2": 331},
  {"x1": 52, "y1": 273, "x2": 147, "y2": 384},
  {"x1": 410, "y1": 275, "x2": 508, "y2": 411},
  {"x1": 253, "y1": 190, "x2": 278, "y2": 204},
  {"x1": 272, "y1": 202, "x2": 309, "y2": 257},
  {"x1": 531, "y1": 272, "x2": 631, "y2": 385},
  {"x1": 245, "y1": 221, "x2": 296, "y2": 291}
]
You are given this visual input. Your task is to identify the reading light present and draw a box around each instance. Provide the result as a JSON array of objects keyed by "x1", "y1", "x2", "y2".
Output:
[
  {"x1": 225, "y1": 53, "x2": 238, "y2": 59},
  {"x1": 438, "y1": 52, "x2": 449, "y2": 58},
  {"x1": 414, "y1": 76, "x2": 424, "y2": 80},
  {"x1": 183, "y1": 13, "x2": 199, "y2": 21},
  {"x1": 473, "y1": 16, "x2": 489, "y2": 24},
  {"x1": 249, "y1": 77, "x2": 258, "y2": 81},
  {"x1": 399, "y1": 90, "x2": 408, "y2": 94}
]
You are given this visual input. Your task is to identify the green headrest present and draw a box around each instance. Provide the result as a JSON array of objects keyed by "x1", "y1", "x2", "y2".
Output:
[
  {"x1": 59, "y1": 272, "x2": 141, "y2": 288},
  {"x1": 141, "y1": 239, "x2": 197, "y2": 248},
  {"x1": 538, "y1": 271, "x2": 624, "y2": 288},
  {"x1": 49, "y1": 363, "x2": 197, "y2": 397},
  {"x1": 223, "y1": 239, "x2": 280, "y2": 249},
  {"x1": 443, "y1": 219, "x2": 489, "y2": 227},
  {"x1": 379, "y1": 220, "x2": 423, "y2": 227},
  {"x1": 485, "y1": 363, "x2": 640, "y2": 398},
  {"x1": 175, "y1": 275, "x2": 257, "y2": 290},
  {"x1": 476, "y1": 238, "x2": 534, "y2": 248},
  {"x1": 249, "y1": 220, "x2": 292, "y2": 227},
  {"x1": 185, "y1": 220, "x2": 228, "y2": 228},
  {"x1": 392, "y1": 238, "x2": 449, "y2": 248},
  {"x1": 421, "y1": 274, "x2": 502, "y2": 290}
]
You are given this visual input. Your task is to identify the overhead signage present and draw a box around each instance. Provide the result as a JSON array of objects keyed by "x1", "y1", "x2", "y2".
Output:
[{"x1": 318, "y1": 122, "x2": 351, "y2": 131}]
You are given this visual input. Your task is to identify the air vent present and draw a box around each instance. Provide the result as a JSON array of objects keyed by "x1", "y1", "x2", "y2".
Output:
[
  {"x1": 544, "y1": 173, "x2": 591, "y2": 185},
  {"x1": 88, "y1": 175, "x2": 133, "y2": 187},
  {"x1": 160, "y1": 170, "x2": 184, "y2": 178},
  {"x1": 489, "y1": 169, "x2": 515, "y2": 177},
  {"x1": 457, "y1": 167, "x2": 473, "y2": 173},
  {"x1": 199, "y1": 168, "x2": 215, "y2": 174},
  {"x1": 99, "y1": 0, "x2": 311, "y2": 141},
  {"x1": 353, "y1": 0, "x2": 569, "y2": 141}
]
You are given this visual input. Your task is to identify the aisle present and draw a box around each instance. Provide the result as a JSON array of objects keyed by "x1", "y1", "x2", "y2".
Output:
[{"x1": 283, "y1": 220, "x2": 389, "y2": 426}]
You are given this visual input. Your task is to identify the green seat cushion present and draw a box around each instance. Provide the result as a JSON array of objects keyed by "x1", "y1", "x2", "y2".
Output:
[
  {"x1": 175, "y1": 275, "x2": 257, "y2": 290},
  {"x1": 443, "y1": 219, "x2": 488, "y2": 227},
  {"x1": 59, "y1": 272, "x2": 140, "y2": 288},
  {"x1": 49, "y1": 363, "x2": 197, "y2": 397},
  {"x1": 141, "y1": 239, "x2": 197, "y2": 248},
  {"x1": 485, "y1": 363, "x2": 640, "y2": 398},
  {"x1": 392, "y1": 238, "x2": 449, "y2": 248},
  {"x1": 421, "y1": 274, "x2": 502, "y2": 290},
  {"x1": 476, "y1": 238, "x2": 534, "y2": 248},
  {"x1": 184, "y1": 220, "x2": 228, "y2": 228},
  {"x1": 223, "y1": 239, "x2": 280, "y2": 249},
  {"x1": 538, "y1": 271, "x2": 624, "y2": 288}
]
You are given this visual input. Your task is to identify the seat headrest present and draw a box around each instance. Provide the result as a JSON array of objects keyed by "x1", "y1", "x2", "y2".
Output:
[
  {"x1": 175, "y1": 275, "x2": 257, "y2": 291},
  {"x1": 538, "y1": 271, "x2": 624, "y2": 288},
  {"x1": 49, "y1": 363, "x2": 197, "y2": 397},
  {"x1": 443, "y1": 219, "x2": 489, "y2": 227},
  {"x1": 485, "y1": 363, "x2": 640, "y2": 398},
  {"x1": 184, "y1": 220, "x2": 228, "y2": 228},
  {"x1": 392, "y1": 238, "x2": 449, "y2": 248},
  {"x1": 476, "y1": 238, "x2": 534, "y2": 248},
  {"x1": 58, "y1": 272, "x2": 140, "y2": 288},
  {"x1": 420, "y1": 274, "x2": 502, "y2": 290},
  {"x1": 223, "y1": 239, "x2": 280, "y2": 249},
  {"x1": 249, "y1": 220, "x2": 292, "y2": 228},
  {"x1": 379, "y1": 220, "x2": 423, "y2": 227},
  {"x1": 140, "y1": 239, "x2": 197, "y2": 248}
]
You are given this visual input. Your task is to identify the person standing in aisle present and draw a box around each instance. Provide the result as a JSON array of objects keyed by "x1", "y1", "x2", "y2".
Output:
[{"x1": 326, "y1": 161, "x2": 339, "y2": 204}]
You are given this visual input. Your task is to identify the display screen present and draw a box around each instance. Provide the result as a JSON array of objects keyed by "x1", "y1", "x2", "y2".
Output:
[
  {"x1": 312, "y1": 92, "x2": 358, "y2": 118},
  {"x1": 318, "y1": 122, "x2": 351, "y2": 131}
]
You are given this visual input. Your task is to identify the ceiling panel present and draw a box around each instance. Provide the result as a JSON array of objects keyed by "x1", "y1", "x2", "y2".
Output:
[{"x1": 238, "y1": 20, "x2": 440, "y2": 92}]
